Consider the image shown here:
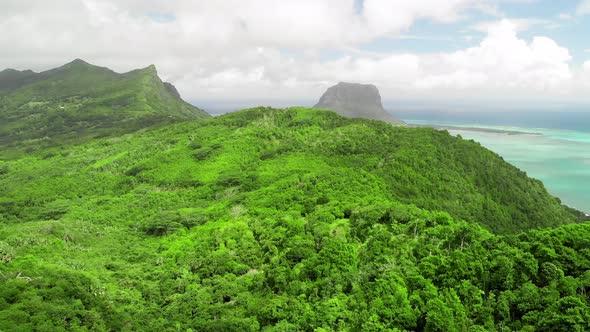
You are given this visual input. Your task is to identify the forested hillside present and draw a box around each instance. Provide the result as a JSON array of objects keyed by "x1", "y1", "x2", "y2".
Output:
[
  {"x1": 0, "y1": 107, "x2": 588, "y2": 331},
  {"x1": 0, "y1": 59, "x2": 209, "y2": 158}
]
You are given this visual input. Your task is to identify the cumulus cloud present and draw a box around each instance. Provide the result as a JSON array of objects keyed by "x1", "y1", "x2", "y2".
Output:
[
  {"x1": 265, "y1": 20, "x2": 572, "y2": 102},
  {"x1": 0, "y1": 1, "x2": 586, "y2": 104},
  {"x1": 362, "y1": 0, "x2": 479, "y2": 35},
  {"x1": 0, "y1": 0, "x2": 481, "y2": 63},
  {"x1": 186, "y1": 20, "x2": 574, "y2": 100},
  {"x1": 577, "y1": 0, "x2": 590, "y2": 15},
  {"x1": 578, "y1": 60, "x2": 590, "y2": 90},
  {"x1": 434, "y1": 20, "x2": 571, "y2": 90}
]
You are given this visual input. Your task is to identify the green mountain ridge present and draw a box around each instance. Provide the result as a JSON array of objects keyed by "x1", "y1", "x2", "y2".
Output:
[
  {"x1": 0, "y1": 69, "x2": 38, "y2": 91},
  {"x1": 0, "y1": 59, "x2": 209, "y2": 158},
  {"x1": 0, "y1": 106, "x2": 588, "y2": 330}
]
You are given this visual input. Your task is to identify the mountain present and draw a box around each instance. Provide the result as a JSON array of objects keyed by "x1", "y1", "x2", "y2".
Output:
[
  {"x1": 0, "y1": 106, "x2": 588, "y2": 330},
  {"x1": 314, "y1": 82, "x2": 405, "y2": 125},
  {"x1": 0, "y1": 68, "x2": 38, "y2": 91},
  {"x1": 0, "y1": 59, "x2": 209, "y2": 157}
]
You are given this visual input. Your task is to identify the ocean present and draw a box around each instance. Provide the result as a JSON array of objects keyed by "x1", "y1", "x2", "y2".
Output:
[{"x1": 397, "y1": 110, "x2": 590, "y2": 214}]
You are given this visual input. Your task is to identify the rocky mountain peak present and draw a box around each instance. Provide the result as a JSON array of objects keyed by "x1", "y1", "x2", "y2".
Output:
[{"x1": 314, "y1": 82, "x2": 404, "y2": 125}]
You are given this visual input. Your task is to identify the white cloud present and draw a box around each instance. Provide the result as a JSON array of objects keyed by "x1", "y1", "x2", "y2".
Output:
[
  {"x1": 0, "y1": 0, "x2": 485, "y2": 65},
  {"x1": 0, "y1": 1, "x2": 587, "y2": 105},
  {"x1": 362, "y1": 0, "x2": 479, "y2": 35},
  {"x1": 579, "y1": 61, "x2": 590, "y2": 90},
  {"x1": 471, "y1": 18, "x2": 560, "y2": 33},
  {"x1": 195, "y1": 20, "x2": 572, "y2": 96},
  {"x1": 0, "y1": 0, "x2": 483, "y2": 61},
  {"x1": 444, "y1": 21, "x2": 570, "y2": 89},
  {"x1": 0, "y1": 0, "x2": 484, "y2": 96},
  {"x1": 174, "y1": 20, "x2": 577, "y2": 102},
  {"x1": 313, "y1": 20, "x2": 572, "y2": 94},
  {"x1": 577, "y1": 0, "x2": 590, "y2": 15}
]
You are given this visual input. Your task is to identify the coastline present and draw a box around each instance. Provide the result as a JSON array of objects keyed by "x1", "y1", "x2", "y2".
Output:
[
  {"x1": 408, "y1": 123, "x2": 542, "y2": 136},
  {"x1": 404, "y1": 119, "x2": 590, "y2": 214}
]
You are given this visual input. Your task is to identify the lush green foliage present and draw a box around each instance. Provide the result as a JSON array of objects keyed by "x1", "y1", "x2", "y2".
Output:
[
  {"x1": 0, "y1": 59, "x2": 209, "y2": 158},
  {"x1": 0, "y1": 107, "x2": 588, "y2": 331}
]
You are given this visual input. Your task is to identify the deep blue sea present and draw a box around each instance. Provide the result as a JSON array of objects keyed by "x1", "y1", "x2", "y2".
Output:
[{"x1": 397, "y1": 110, "x2": 590, "y2": 214}]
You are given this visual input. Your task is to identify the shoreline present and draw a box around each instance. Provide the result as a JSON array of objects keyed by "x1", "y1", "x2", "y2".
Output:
[
  {"x1": 406, "y1": 121, "x2": 590, "y2": 215},
  {"x1": 408, "y1": 123, "x2": 542, "y2": 136}
]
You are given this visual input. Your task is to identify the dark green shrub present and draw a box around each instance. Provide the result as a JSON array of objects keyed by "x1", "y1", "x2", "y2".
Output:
[{"x1": 139, "y1": 212, "x2": 183, "y2": 236}]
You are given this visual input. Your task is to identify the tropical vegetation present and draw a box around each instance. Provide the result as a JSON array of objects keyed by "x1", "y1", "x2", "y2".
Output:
[{"x1": 1, "y1": 105, "x2": 588, "y2": 331}]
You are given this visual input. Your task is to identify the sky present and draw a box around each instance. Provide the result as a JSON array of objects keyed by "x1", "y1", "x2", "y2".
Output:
[{"x1": 1, "y1": 0, "x2": 590, "y2": 111}]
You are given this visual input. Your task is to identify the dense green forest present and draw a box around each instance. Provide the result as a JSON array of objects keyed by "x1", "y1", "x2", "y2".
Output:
[
  {"x1": 0, "y1": 59, "x2": 209, "y2": 158},
  {"x1": 0, "y1": 106, "x2": 588, "y2": 331}
]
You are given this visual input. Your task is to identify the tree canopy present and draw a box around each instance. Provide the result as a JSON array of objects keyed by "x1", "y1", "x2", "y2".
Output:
[{"x1": 0, "y1": 107, "x2": 588, "y2": 331}]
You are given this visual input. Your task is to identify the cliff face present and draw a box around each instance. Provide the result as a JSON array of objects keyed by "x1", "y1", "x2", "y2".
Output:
[
  {"x1": 314, "y1": 82, "x2": 405, "y2": 125},
  {"x1": 163, "y1": 82, "x2": 182, "y2": 99}
]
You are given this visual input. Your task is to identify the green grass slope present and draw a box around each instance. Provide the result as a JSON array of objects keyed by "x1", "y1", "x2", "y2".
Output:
[
  {"x1": 0, "y1": 59, "x2": 209, "y2": 158},
  {"x1": 0, "y1": 107, "x2": 588, "y2": 331}
]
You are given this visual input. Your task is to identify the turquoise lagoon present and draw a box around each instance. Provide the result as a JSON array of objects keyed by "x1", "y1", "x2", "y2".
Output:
[{"x1": 405, "y1": 120, "x2": 590, "y2": 214}]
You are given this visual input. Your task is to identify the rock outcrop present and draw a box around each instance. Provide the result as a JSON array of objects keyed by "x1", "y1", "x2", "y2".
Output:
[
  {"x1": 314, "y1": 82, "x2": 404, "y2": 125},
  {"x1": 163, "y1": 82, "x2": 182, "y2": 99}
]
